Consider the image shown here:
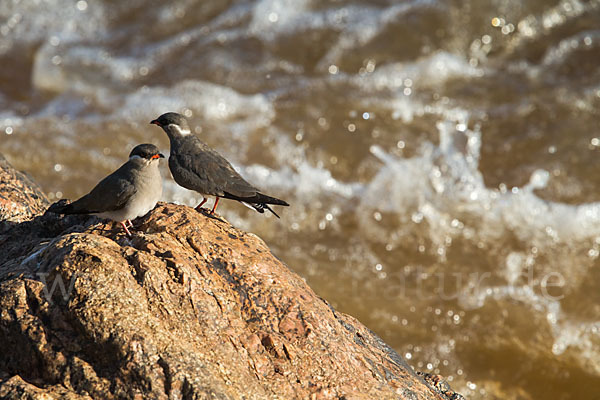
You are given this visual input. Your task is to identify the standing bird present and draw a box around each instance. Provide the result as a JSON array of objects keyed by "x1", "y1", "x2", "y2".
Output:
[
  {"x1": 47, "y1": 143, "x2": 165, "y2": 235},
  {"x1": 150, "y1": 112, "x2": 289, "y2": 217}
]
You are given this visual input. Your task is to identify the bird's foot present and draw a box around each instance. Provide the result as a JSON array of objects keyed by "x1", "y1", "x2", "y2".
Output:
[
  {"x1": 210, "y1": 197, "x2": 220, "y2": 214},
  {"x1": 195, "y1": 198, "x2": 208, "y2": 212},
  {"x1": 120, "y1": 221, "x2": 132, "y2": 236}
]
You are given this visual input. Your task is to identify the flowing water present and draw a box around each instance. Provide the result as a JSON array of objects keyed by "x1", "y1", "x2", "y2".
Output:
[{"x1": 2, "y1": 0, "x2": 600, "y2": 398}]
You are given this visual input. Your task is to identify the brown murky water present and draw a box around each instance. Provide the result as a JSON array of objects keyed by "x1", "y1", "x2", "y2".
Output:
[{"x1": 2, "y1": 0, "x2": 600, "y2": 398}]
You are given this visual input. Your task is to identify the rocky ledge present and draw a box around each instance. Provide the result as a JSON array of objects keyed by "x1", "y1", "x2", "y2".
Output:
[{"x1": 0, "y1": 157, "x2": 461, "y2": 399}]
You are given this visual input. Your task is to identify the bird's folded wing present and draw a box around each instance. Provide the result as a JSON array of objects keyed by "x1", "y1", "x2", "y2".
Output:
[
  {"x1": 176, "y1": 150, "x2": 258, "y2": 198},
  {"x1": 69, "y1": 174, "x2": 137, "y2": 214}
]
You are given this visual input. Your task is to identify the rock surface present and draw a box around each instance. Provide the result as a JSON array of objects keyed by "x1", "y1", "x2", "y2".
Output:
[
  {"x1": 0, "y1": 154, "x2": 49, "y2": 233},
  {"x1": 0, "y1": 156, "x2": 461, "y2": 399}
]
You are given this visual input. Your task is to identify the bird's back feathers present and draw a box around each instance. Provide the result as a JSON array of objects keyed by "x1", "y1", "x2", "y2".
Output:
[{"x1": 48, "y1": 162, "x2": 138, "y2": 215}]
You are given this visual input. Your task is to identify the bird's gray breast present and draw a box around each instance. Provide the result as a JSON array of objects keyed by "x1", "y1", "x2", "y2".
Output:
[{"x1": 96, "y1": 163, "x2": 162, "y2": 221}]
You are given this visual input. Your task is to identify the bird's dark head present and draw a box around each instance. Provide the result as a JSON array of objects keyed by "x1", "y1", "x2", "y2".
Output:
[
  {"x1": 129, "y1": 143, "x2": 165, "y2": 164},
  {"x1": 150, "y1": 112, "x2": 191, "y2": 137}
]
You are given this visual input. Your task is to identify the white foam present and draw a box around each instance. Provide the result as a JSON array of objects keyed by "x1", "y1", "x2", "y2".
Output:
[
  {"x1": 458, "y1": 277, "x2": 600, "y2": 374},
  {"x1": 542, "y1": 30, "x2": 600, "y2": 66},
  {"x1": 113, "y1": 80, "x2": 275, "y2": 128},
  {"x1": 0, "y1": 0, "x2": 106, "y2": 56},
  {"x1": 365, "y1": 52, "x2": 485, "y2": 90},
  {"x1": 359, "y1": 120, "x2": 600, "y2": 252},
  {"x1": 552, "y1": 320, "x2": 600, "y2": 373}
]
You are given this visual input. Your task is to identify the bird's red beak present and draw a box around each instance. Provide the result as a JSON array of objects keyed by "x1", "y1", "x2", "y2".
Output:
[
  {"x1": 150, "y1": 119, "x2": 160, "y2": 126},
  {"x1": 151, "y1": 153, "x2": 165, "y2": 159}
]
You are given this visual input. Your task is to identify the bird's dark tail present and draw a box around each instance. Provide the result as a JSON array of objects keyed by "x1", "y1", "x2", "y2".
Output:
[
  {"x1": 47, "y1": 199, "x2": 72, "y2": 214},
  {"x1": 223, "y1": 191, "x2": 288, "y2": 218},
  {"x1": 47, "y1": 199, "x2": 89, "y2": 215},
  {"x1": 242, "y1": 202, "x2": 281, "y2": 218},
  {"x1": 222, "y1": 191, "x2": 289, "y2": 207},
  {"x1": 251, "y1": 192, "x2": 289, "y2": 207}
]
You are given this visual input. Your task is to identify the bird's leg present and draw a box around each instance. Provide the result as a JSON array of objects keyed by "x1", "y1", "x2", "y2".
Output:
[
  {"x1": 195, "y1": 197, "x2": 207, "y2": 211},
  {"x1": 126, "y1": 219, "x2": 133, "y2": 228},
  {"x1": 120, "y1": 221, "x2": 132, "y2": 236},
  {"x1": 210, "y1": 197, "x2": 220, "y2": 214}
]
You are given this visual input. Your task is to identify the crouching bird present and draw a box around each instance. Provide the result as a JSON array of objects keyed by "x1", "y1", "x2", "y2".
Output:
[
  {"x1": 150, "y1": 112, "x2": 289, "y2": 217},
  {"x1": 47, "y1": 143, "x2": 164, "y2": 235}
]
